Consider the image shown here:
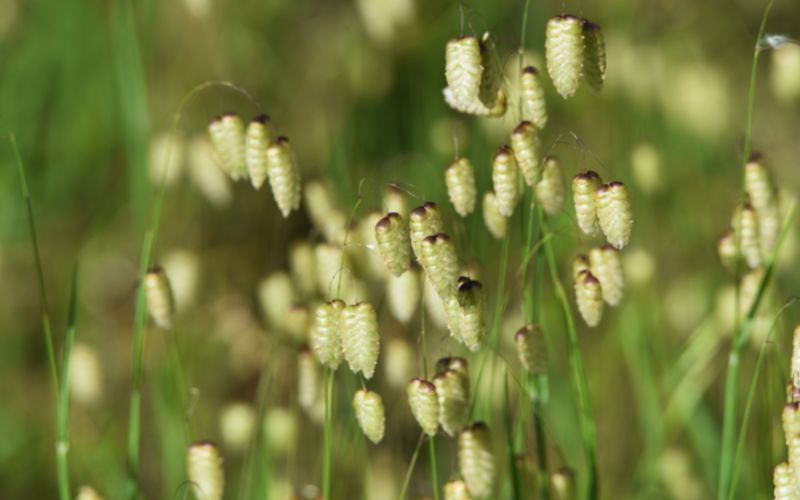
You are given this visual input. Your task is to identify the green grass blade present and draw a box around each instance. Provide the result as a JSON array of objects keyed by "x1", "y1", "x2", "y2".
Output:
[{"x1": 56, "y1": 262, "x2": 79, "y2": 500}]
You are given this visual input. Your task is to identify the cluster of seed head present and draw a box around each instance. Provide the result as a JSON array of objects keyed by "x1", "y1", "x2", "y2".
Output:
[
  {"x1": 574, "y1": 268, "x2": 603, "y2": 327},
  {"x1": 545, "y1": 15, "x2": 606, "y2": 98},
  {"x1": 310, "y1": 299, "x2": 345, "y2": 368},
  {"x1": 571, "y1": 170, "x2": 633, "y2": 248},
  {"x1": 144, "y1": 266, "x2": 175, "y2": 329},
  {"x1": 208, "y1": 112, "x2": 301, "y2": 217},
  {"x1": 443, "y1": 34, "x2": 507, "y2": 116},
  {"x1": 774, "y1": 326, "x2": 800, "y2": 498},
  {"x1": 353, "y1": 389, "x2": 386, "y2": 444},
  {"x1": 187, "y1": 441, "x2": 225, "y2": 500}
]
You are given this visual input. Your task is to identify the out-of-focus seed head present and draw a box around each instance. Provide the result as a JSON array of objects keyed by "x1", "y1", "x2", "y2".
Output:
[
  {"x1": 187, "y1": 441, "x2": 225, "y2": 500},
  {"x1": 76, "y1": 486, "x2": 105, "y2": 500},
  {"x1": 446, "y1": 158, "x2": 478, "y2": 217},
  {"x1": 455, "y1": 279, "x2": 486, "y2": 352},
  {"x1": 492, "y1": 145, "x2": 520, "y2": 217},
  {"x1": 718, "y1": 229, "x2": 738, "y2": 271},
  {"x1": 407, "y1": 378, "x2": 440, "y2": 435},
  {"x1": 572, "y1": 170, "x2": 603, "y2": 237},
  {"x1": 443, "y1": 479, "x2": 471, "y2": 500},
  {"x1": 266, "y1": 136, "x2": 302, "y2": 217},
  {"x1": 596, "y1": 181, "x2": 633, "y2": 249},
  {"x1": 208, "y1": 112, "x2": 247, "y2": 180},
  {"x1": 434, "y1": 368, "x2": 470, "y2": 437},
  {"x1": 459, "y1": 422, "x2": 495, "y2": 497},
  {"x1": 384, "y1": 337, "x2": 415, "y2": 389},
  {"x1": 546, "y1": 15, "x2": 585, "y2": 98},
  {"x1": 353, "y1": 389, "x2": 386, "y2": 443},
  {"x1": 244, "y1": 114, "x2": 273, "y2": 189},
  {"x1": 285, "y1": 305, "x2": 310, "y2": 342},
  {"x1": 219, "y1": 402, "x2": 256, "y2": 451},
  {"x1": 145, "y1": 266, "x2": 175, "y2": 329},
  {"x1": 315, "y1": 243, "x2": 363, "y2": 301},
  {"x1": 289, "y1": 241, "x2": 317, "y2": 298},
  {"x1": 436, "y1": 356, "x2": 469, "y2": 377},
  {"x1": 298, "y1": 349, "x2": 324, "y2": 422},
  {"x1": 187, "y1": 135, "x2": 233, "y2": 208},
  {"x1": 582, "y1": 20, "x2": 606, "y2": 92},
  {"x1": 551, "y1": 467, "x2": 577, "y2": 500},
  {"x1": 421, "y1": 233, "x2": 460, "y2": 299},
  {"x1": 310, "y1": 300, "x2": 345, "y2": 369},
  {"x1": 410, "y1": 202, "x2": 445, "y2": 259},
  {"x1": 572, "y1": 253, "x2": 591, "y2": 281},
  {"x1": 358, "y1": 211, "x2": 389, "y2": 280},
  {"x1": 383, "y1": 185, "x2": 408, "y2": 217},
  {"x1": 536, "y1": 156, "x2": 566, "y2": 215},
  {"x1": 482, "y1": 191, "x2": 508, "y2": 239},
  {"x1": 575, "y1": 269, "x2": 603, "y2": 327},
  {"x1": 69, "y1": 342, "x2": 103, "y2": 407},
  {"x1": 731, "y1": 201, "x2": 761, "y2": 269},
  {"x1": 515, "y1": 324, "x2": 547, "y2": 374},
  {"x1": 257, "y1": 271, "x2": 296, "y2": 332},
  {"x1": 375, "y1": 212, "x2": 412, "y2": 276},
  {"x1": 387, "y1": 267, "x2": 419, "y2": 323},
  {"x1": 511, "y1": 121, "x2": 542, "y2": 187},
  {"x1": 520, "y1": 66, "x2": 548, "y2": 129},
  {"x1": 342, "y1": 302, "x2": 380, "y2": 379},
  {"x1": 588, "y1": 245, "x2": 625, "y2": 306},
  {"x1": 774, "y1": 461, "x2": 795, "y2": 500},
  {"x1": 149, "y1": 131, "x2": 185, "y2": 189},
  {"x1": 783, "y1": 402, "x2": 800, "y2": 445},
  {"x1": 792, "y1": 325, "x2": 800, "y2": 390}
]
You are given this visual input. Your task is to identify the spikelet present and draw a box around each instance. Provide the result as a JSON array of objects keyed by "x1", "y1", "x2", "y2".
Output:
[
  {"x1": 384, "y1": 337, "x2": 414, "y2": 388},
  {"x1": 187, "y1": 135, "x2": 233, "y2": 208},
  {"x1": 353, "y1": 389, "x2": 385, "y2": 443},
  {"x1": 266, "y1": 137, "x2": 302, "y2": 217},
  {"x1": 437, "y1": 356, "x2": 469, "y2": 377},
  {"x1": 245, "y1": 114, "x2": 273, "y2": 189},
  {"x1": 375, "y1": 212, "x2": 412, "y2": 276},
  {"x1": 491, "y1": 146, "x2": 520, "y2": 217},
  {"x1": 792, "y1": 326, "x2": 800, "y2": 389},
  {"x1": 443, "y1": 479, "x2": 472, "y2": 500},
  {"x1": 444, "y1": 294, "x2": 464, "y2": 342},
  {"x1": 310, "y1": 300, "x2": 345, "y2": 369},
  {"x1": 421, "y1": 233, "x2": 460, "y2": 298},
  {"x1": 582, "y1": 20, "x2": 606, "y2": 92},
  {"x1": 789, "y1": 437, "x2": 800, "y2": 491},
  {"x1": 596, "y1": 181, "x2": 633, "y2": 249},
  {"x1": 407, "y1": 378, "x2": 439, "y2": 435},
  {"x1": 219, "y1": 403, "x2": 256, "y2": 451},
  {"x1": 315, "y1": 243, "x2": 363, "y2": 301},
  {"x1": 444, "y1": 36, "x2": 483, "y2": 110},
  {"x1": 551, "y1": 467, "x2": 577, "y2": 500},
  {"x1": 718, "y1": 229, "x2": 738, "y2": 271},
  {"x1": 446, "y1": 158, "x2": 477, "y2": 217},
  {"x1": 144, "y1": 267, "x2": 175, "y2": 329},
  {"x1": 69, "y1": 342, "x2": 103, "y2": 406},
  {"x1": 76, "y1": 486, "x2": 105, "y2": 500},
  {"x1": 575, "y1": 269, "x2": 603, "y2": 327},
  {"x1": 409, "y1": 202, "x2": 445, "y2": 259},
  {"x1": 342, "y1": 302, "x2": 380, "y2": 379},
  {"x1": 515, "y1": 324, "x2": 547, "y2": 374},
  {"x1": 588, "y1": 245, "x2": 625, "y2": 306},
  {"x1": 536, "y1": 156, "x2": 566, "y2": 215},
  {"x1": 289, "y1": 241, "x2": 317, "y2": 297},
  {"x1": 187, "y1": 442, "x2": 224, "y2": 500},
  {"x1": 434, "y1": 368, "x2": 470, "y2": 436},
  {"x1": 298, "y1": 349, "x2": 323, "y2": 421},
  {"x1": 257, "y1": 271, "x2": 296, "y2": 332},
  {"x1": 356, "y1": 211, "x2": 387, "y2": 280},
  {"x1": 732, "y1": 201, "x2": 761, "y2": 269},
  {"x1": 482, "y1": 191, "x2": 508, "y2": 239},
  {"x1": 387, "y1": 268, "x2": 419, "y2": 323},
  {"x1": 745, "y1": 154, "x2": 780, "y2": 256},
  {"x1": 572, "y1": 171, "x2": 603, "y2": 237},
  {"x1": 304, "y1": 181, "x2": 346, "y2": 243},
  {"x1": 456, "y1": 279, "x2": 486, "y2": 352},
  {"x1": 208, "y1": 113, "x2": 247, "y2": 180},
  {"x1": 572, "y1": 253, "x2": 591, "y2": 281},
  {"x1": 774, "y1": 461, "x2": 795, "y2": 500},
  {"x1": 459, "y1": 423, "x2": 495, "y2": 497},
  {"x1": 546, "y1": 15, "x2": 585, "y2": 98},
  {"x1": 285, "y1": 306, "x2": 310, "y2": 341},
  {"x1": 520, "y1": 66, "x2": 548, "y2": 129},
  {"x1": 264, "y1": 407, "x2": 298, "y2": 456},
  {"x1": 511, "y1": 121, "x2": 542, "y2": 187},
  {"x1": 384, "y1": 185, "x2": 408, "y2": 217}
]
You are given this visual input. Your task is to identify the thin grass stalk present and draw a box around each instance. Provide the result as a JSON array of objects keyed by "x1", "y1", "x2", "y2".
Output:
[
  {"x1": 428, "y1": 437, "x2": 440, "y2": 500},
  {"x1": 505, "y1": 374, "x2": 522, "y2": 500},
  {"x1": 240, "y1": 360, "x2": 274, "y2": 498},
  {"x1": 418, "y1": 284, "x2": 439, "y2": 500},
  {"x1": 539, "y1": 207, "x2": 598, "y2": 499},
  {"x1": 323, "y1": 368, "x2": 335, "y2": 499},
  {"x1": 398, "y1": 433, "x2": 427, "y2": 500},
  {"x1": 56, "y1": 263, "x2": 79, "y2": 500}
]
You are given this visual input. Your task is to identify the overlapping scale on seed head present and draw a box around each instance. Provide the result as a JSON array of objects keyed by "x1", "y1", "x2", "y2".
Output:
[
  {"x1": 245, "y1": 114, "x2": 273, "y2": 189},
  {"x1": 375, "y1": 212, "x2": 412, "y2": 276},
  {"x1": 588, "y1": 245, "x2": 625, "y2": 306},
  {"x1": 511, "y1": 121, "x2": 542, "y2": 187},
  {"x1": 456, "y1": 279, "x2": 486, "y2": 352},
  {"x1": 353, "y1": 389, "x2": 385, "y2": 443},
  {"x1": 596, "y1": 181, "x2": 633, "y2": 249},
  {"x1": 446, "y1": 158, "x2": 477, "y2": 217},
  {"x1": 407, "y1": 378, "x2": 439, "y2": 436},
  {"x1": 410, "y1": 202, "x2": 444, "y2": 259},
  {"x1": 536, "y1": 156, "x2": 566, "y2": 215},
  {"x1": 187, "y1": 441, "x2": 225, "y2": 500},
  {"x1": 515, "y1": 323, "x2": 547, "y2": 374},
  {"x1": 492, "y1": 145, "x2": 520, "y2": 217},
  {"x1": 520, "y1": 66, "x2": 548, "y2": 129},
  {"x1": 572, "y1": 170, "x2": 603, "y2": 237},
  {"x1": 546, "y1": 15, "x2": 585, "y2": 98},
  {"x1": 266, "y1": 136, "x2": 302, "y2": 217},
  {"x1": 342, "y1": 302, "x2": 380, "y2": 379},
  {"x1": 482, "y1": 190, "x2": 508, "y2": 239},
  {"x1": 310, "y1": 300, "x2": 345, "y2": 369},
  {"x1": 434, "y1": 363, "x2": 470, "y2": 437},
  {"x1": 208, "y1": 112, "x2": 247, "y2": 180},
  {"x1": 144, "y1": 266, "x2": 175, "y2": 329},
  {"x1": 459, "y1": 422, "x2": 495, "y2": 497},
  {"x1": 575, "y1": 269, "x2": 603, "y2": 327},
  {"x1": 582, "y1": 20, "x2": 606, "y2": 92},
  {"x1": 421, "y1": 233, "x2": 460, "y2": 299}
]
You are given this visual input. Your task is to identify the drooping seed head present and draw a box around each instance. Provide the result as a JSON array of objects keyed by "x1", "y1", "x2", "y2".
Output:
[
  {"x1": 266, "y1": 137, "x2": 302, "y2": 217},
  {"x1": 582, "y1": 20, "x2": 606, "y2": 92},
  {"x1": 492, "y1": 145, "x2": 520, "y2": 217},
  {"x1": 443, "y1": 479, "x2": 471, "y2": 500},
  {"x1": 443, "y1": 35, "x2": 507, "y2": 116},
  {"x1": 244, "y1": 114, "x2": 273, "y2": 189},
  {"x1": 731, "y1": 201, "x2": 761, "y2": 269},
  {"x1": 546, "y1": 15, "x2": 585, "y2": 98},
  {"x1": 459, "y1": 422, "x2": 495, "y2": 497},
  {"x1": 208, "y1": 112, "x2": 247, "y2": 180},
  {"x1": 515, "y1": 324, "x2": 547, "y2": 374},
  {"x1": 341, "y1": 302, "x2": 380, "y2": 379},
  {"x1": 187, "y1": 135, "x2": 233, "y2": 208},
  {"x1": 745, "y1": 153, "x2": 776, "y2": 212},
  {"x1": 304, "y1": 180, "x2": 345, "y2": 242},
  {"x1": 375, "y1": 212, "x2": 412, "y2": 276},
  {"x1": 520, "y1": 66, "x2": 548, "y2": 129},
  {"x1": 149, "y1": 131, "x2": 185, "y2": 189},
  {"x1": 572, "y1": 170, "x2": 603, "y2": 237},
  {"x1": 310, "y1": 300, "x2": 345, "y2": 369},
  {"x1": 511, "y1": 121, "x2": 542, "y2": 187},
  {"x1": 387, "y1": 267, "x2": 420, "y2": 323},
  {"x1": 421, "y1": 233, "x2": 460, "y2": 299},
  {"x1": 455, "y1": 279, "x2": 486, "y2": 351},
  {"x1": 446, "y1": 158, "x2": 478, "y2": 217},
  {"x1": 482, "y1": 190, "x2": 508, "y2": 239},
  {"x1": 144, "y1": 266, "x2": 175, "y2": 329},
  {"x1": 353, "y1": 389, "x2": 385, "y2": 444},
  {"x1": 575, "y1": 269, "x2": 603, "y2": 327},
  {"x1": 434, "y1": 368, "x2": 470, "y2": 436},
  {"x1": 596, "y1": 181, "x2": 633, "y2": 249},
  {"x1": 588, "y1": 245, "x2": 625, "y2": 306},
  {"x1": 537, "y1": 156, "x2": 566, "y2": 215},
  {"x1": 187, "y1": 441, "x2": 225, "y2": 500},
  {"x1": 409, "y1": 202, "x2": 444, "y2": 259},
  {"x1": 358, "y1": 211, "x2": 388, "y2": 280},
  {"x1": 285, "y1": 305, "x2": 310, "y2": 342},
  {"x1": 69, "y1": 342, "x2": 103, "y2": 407},
  {"x1": 407, "y1": 378, "x2": 440, "y2": 435}
]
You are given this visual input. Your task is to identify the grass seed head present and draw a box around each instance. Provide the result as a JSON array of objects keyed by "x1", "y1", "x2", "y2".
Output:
[
  {"x1": 383, "y1": 185, "x2": 408, "y2": 217},
  {"x1": 446, "y1": 158, "x2": 478, "y2": 217},
  {"x1": 244, "y1": 114, "x2": 273, "y2": 189},
  {"x1": 492, "y1": 145, "x2": 520, "y2": 217},
  {"x1": 76, "y1": 486, "x2": 104, "y2": 500},
  {"x1": 69, "y1": 342, "x2": 103, "y2": 407},
  {"x1": 783, "y1": 403, "x2": 800, "y2": 446},
  {"x1": 520, "y1": 66, "x2": 548, "y2": 129},
  {"x1": 443, "y1": 479, "x2": 471, "y2": 500},
  {"x1": 458, "y1": 422, "x2": 495, "y2": 498},
  {"x1": 310, "y1": 300, "x2": 345, "y2": 369},
  {"x1": 482, "y1": 190, "x2": 509, "y2": 239},
  {"x1": 717, "y1": 229, "x2": 738, "y2": 271},
  {"x1": 552, "y1": 467, "x2": 577, "y2": 500},
  {"x1": 582, "y1": 20, "x2": 606, "y2": 91},
  {"x1": 342, "y1": 302, "x2": 380, "y2": 379},
  {"x1": 265, "y1": 136, "x2": 302, "y2": 217},
  {"x1": 575, "y1": 269, "x2": 604, "y2": 327},
  {"x1": 511, "y1": 121, "x2": 543, "y2": 187},
  {"x1": 298, "y1": 349, "x2": 324, "y2": 422},
  {"x1": 515, "y1": 324, "x2": 547, "y2": 374},
  {"x1": 546, "y1": 15, "x2": 585, "y2": 98},
  {"x1": 537, "y1": 156, "x2": 567, "y2": 215},
  {"x1": 456, "y1": 279, "x2": 486, "y2": 352},
  {"x1": 387, "y1": 267, "x2": 419, "y2": 323},
  {"x1": 376, "y1": 212, "x2": 412, "y2": 276},
  {"x1": 572, "y1": 253, "x2": 591, "y2": 281},
  {"x1": 434, "y1": 368, "x2": 470, "y2": 437},
  {"x1": 384, "y1": 337, "x2": 415, "y2": 389},
  {"x1": 353, "y1": 389, "x2": 386, "y2": 444},
  {"x1": 421, "y1": 233, "x2": 460, "y2": 299},
  {"x1": 597, "y1": 181, "x2": 633, "y2": 249},
  {"x1": 410, "y1": 201, "x2": 445, "y2": 259},
  {"x1": 792, "y1": 326, "x2": 800, "y2": 390},
  {"x1": 407, "y1": 378, "x2": 440, "y2": 436},
  {"x1": 208, "y1": 112, "x2": 247, "y2": 180},
  {"x1": 144, "y1": 266, "x2": 175, "y2": 329},
  {"x1": 572, "y1": 170, "x2": 603, "y2": 237},
  {"x1": 187, "y1": 135, "x2": 233, "y2": 208},
  {"x1": 289, "y1": 240, "x2": 318, "y2": 297},
  {"x1": 257, "y1": 271, "x2": 296, "y2": 332},
  {"x1": 443, "y1": 35, "x2": 507, "y2": 116},
  {"x1": 187, "y1": 441, "x2": 225, "y2": 500},
  {"x1": 774, "y1": 461, "x2": 795, "y2": 500},
  {"x1": 731, "y1": 201, "x2": 761, "y2": 269},
  {"x1": 588, "y1": 245, "x2": 625, "y2": 306}
]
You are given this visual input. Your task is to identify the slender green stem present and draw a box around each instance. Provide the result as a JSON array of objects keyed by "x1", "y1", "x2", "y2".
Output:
[
  {"x1": 505, "y1": 374, "x2": 522, "y2": 500},
  {"x1": 428, "y1": 437, "x2": 440, "y2": 500},
  {"x1": 56, "y1": 263, "x2": 79, "y2": 500},
  {"x1": 539, "y1": 208, "x2": 598, "y2": 499},
  {"x1": 398, "y1": 433, "x2": 427, "y2": 500},
  {"x1": 323, "y1": 368, "x2": 335, "y2": 499}
]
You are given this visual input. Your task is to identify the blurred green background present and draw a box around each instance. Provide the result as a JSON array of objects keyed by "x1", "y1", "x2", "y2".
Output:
[{"x1": 2, "y1": 0, "x2": 800, "y2": 498}]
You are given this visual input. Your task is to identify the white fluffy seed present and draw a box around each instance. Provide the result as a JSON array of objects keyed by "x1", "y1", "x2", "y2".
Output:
[
  {"x1": 536, "y1": 156, "x2": 566, "y2": 215},
  {"x1": 572, "y1": 170, "x2": 603, "y2": 237},
  {"x1": 187, "y1": 441, "x2": 225, "y2": 500},
  {"x1": 446, "y1": 158, "x2": 477, "y2": 217},
  {"x1": 459, "y1": 422, "x2": 495, "y2": 498},
  {"x1": 208, "y1": 113, "x2": 247, "y2": 180},
  {"x1": 511, "y1": 121, "x2": 542, "y2": 187},
  {"x1": 520, "y1": 66, "x2": 548, "y2": 129},
  {"x1": 588, "y1": 245, "x2": 625, "y2": 306},
  {"x1": 596, "y1": 181, "x2": 633, "y2": 249},
  {"x1": 144, "y1": 267, "x2": 175, "y2": 329},
  {"x1": 245, "y1": 115, "x2": 273, "y2": 189},
  {"x1": 342, "y1": 302, "x2": 380, "y2": 379},
  {"x1": 575, "y1": 269, "x2": 603, "y2": 327},
  {"x1": 353, "y1": 389, "x2": 385, "y2": 443},
  {"x1": 492, "y1": 145, "x2": 520, "y2": 217},
  {"x1": 266, "y1": 137, "x2": 302, "y2": 217},
  {"x1": 407, "y1": 378, "x2": 439, "y2": 436},
  {"x1": 546, "y1": 15, "x2": 585, "y2": 98}
]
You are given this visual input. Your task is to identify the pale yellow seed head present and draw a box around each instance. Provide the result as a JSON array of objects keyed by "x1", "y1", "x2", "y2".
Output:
[
  {"x1": 410, "y1": 202, "x2": 445, "y2": 259},
  {"x1": 187, "y1": 135, "x2": 233, "y2": 208},
  {"x1": 76, "y1": 486, "x2": 105, "y2": 500},
  {"x1": 492, "y1": 145, "x2": 520, "y2": 218},
  {"x1": 536, "y1": 156, "x2": 566, "y2": 215},
  {"x1": 285, "y1": 305, "x2": 310, "y2": 342},
  {"x1": 375, "y1": 212, "x2": 412, "y2": 276},
  {"x1": 265, "y1": 137, "x2": 302, "y2": 217},
  {"x1": 575, "y1": 269, "x2": 603, "y2": 327},
  {"x1": 219, "y1": 402, "x2": 256, "y2": 451},
  {"x1": 208, "y1": 112, "x2": 247, "y2": 180},
  {"x1": 443, "y1": 35, "x2": 507, "y2": 116},
  {"x1": 511, "y1": 121, "x2": 542, "y2": 187},
  {"x1": 144, "y1": 267, "x2": 175, "y2": 329},
  {"x1": 149, "y1": 131, "x2": 185, "y2": 188},
  {"x1": 244, "y1": 114, "x2": 273, "y2": 189},
  {"x1": 588, "y1": 245, "x2": 625, "y2": 306},
  {"x1": 572, "y1": 170, "x2": 603, "y2": 237},
  {"x1": 257, "y1": 271, "x2": 296, "y2": 332},
  {"x1": 459, "y1": 422, "x2": 495, "y2": 497},
  {"x1": 718, "y1": 229, "x2": 738, "y2": 271},
  {"x1": 387, "y1": 267, "x2": 419, "y2": 323},
  {"x1": 520, "y1": 66, "x2": 548, "y2": 129},
  {"x1": 443, "y1": 479, "x2": 472, "y2": 500},
  {"x1": 342, "y1": 302, "x2": 380, "y2": 379},
  {"x1": 482, "y1": 191, "x2": 508, "y2": 239},
  {"x1": 546, "y1": 15, "x2": 585, "y2": 98},
  {"x1": 455, "y1": 279, "x2": 486, "y2": 352},
  {"x1": 383, "y1": 185, "x2": 408, "y2": 217},
  {"x1": 596, "y1": 181, "x2": 633, "y2": 249},
  {"x1": 384, "y1": 337, "x2": 415, "y2": 389},
  {"x1": 69, "y1": 342, "x2": 103, "y2": 407},
  {"x1": 187, "y1": 441, "x2": 225, "y2": 500},
  {"x1": 732, "y1": 201, "x2": 761, "y2": 269},
  {"x1": 298, "y1": 349, "x2": 324, "y2": 422},
  {"x1": 771, "y1": 43, "x2": 800, "y2": 102},
  {"x1": 421, "y1": 233, "x2": 460, "y2": 299},
  {"x1": 357, "y1": 211, "x2": 388, "y2": 280},
  {"x1": 774, "y1": 461, "x2": 795, "y2": 500},
  {"x1": 434, "y1": 368, "x2": 470, "y2": 437},
  {"x1": 289, "y1": 240, "x2": 317, "y2": 297},
  {"x1": 551, "y1": 467, "x2": 577, "y2": 500},
  {"x1": 310, "y1": 300, "x2": 345, "y2": 369},
  {"x1": 515, "y1": 324, "x2": 547, "y2": 374},
  {"x1": 582, "y1": 20, "x2": 606, "y2": 92},
  {"x1": 792, "y1": 325, "x2": 800, "y2": 390},
  {"x1": 572, "y1": 253, "x2": 591, "y2": 281},
  {"x1": 446, "y1": 158, "x2": 477, "y2": 217},
  {"x1": 407, "y1": 378, "x2": 440, "y2": 436},
  {"x1": 353, "y1": 389, "x2": 386, "y2": 444}
]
